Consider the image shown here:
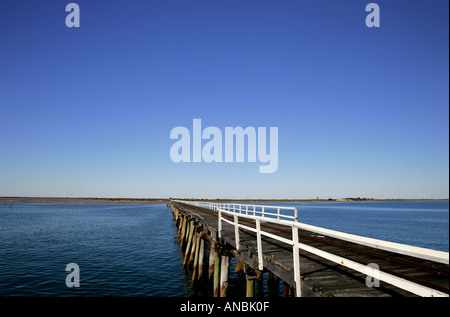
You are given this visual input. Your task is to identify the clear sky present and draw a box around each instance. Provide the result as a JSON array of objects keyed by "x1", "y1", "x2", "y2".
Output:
[{"x1": 0, "y1": 0, "x2": 448, "y2": 199}]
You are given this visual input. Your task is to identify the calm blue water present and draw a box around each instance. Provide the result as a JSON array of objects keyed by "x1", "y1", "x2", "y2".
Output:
[
  {"x1": 0, "y1": 202, "x2": 189, "y2": 296},
  {"x1": 0, "y1": 200, "x2": 448, "y2": 296}
]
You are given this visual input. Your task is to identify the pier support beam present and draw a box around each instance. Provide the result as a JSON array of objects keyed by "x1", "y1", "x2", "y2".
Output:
[
  {"x1": 244, "y1": 265, "x2": 257, "y2": 297},
  {"x1": 192, "y1": 232, "x2": 201, "y2": 282},
  {"x1": 183, "y1": 221, "x2": 195, "y2": 268},
  {"x1": 220, "y1": 255, "x2": 229, "y2": 297},
  {"x1": 177, "y1": 214, "x2": 184, "y2": 236},
  {"x1": 213, "y1": 249, "x2": 221, "y2": 297},
  {"x1": 185, "y1": 220, "x2": 191, "y2": 243},
  {"x1": 267, "y1": 272, "x2": 280, "y2": 296},
  {"x1": 174, "y1": 208, "x2": 179, "y2": 225},
  {"x1": 189, "y1": 230, "x2": 198, "y2": 264},
  {"x1": 198, "y1": 237, "x2": 205, "y2": 280},
  {"x1": 209, "y1": 243, "x2": 216, "y2": 279},
  {"x1": 179, "y1": 217, "x2": 187, "y2": 248},
  {"x1": 246, "y1": 275, "x2": 255, "y2": 297},
  {"x1": 283, "y1": 281, "x2": 294, "y2": 297}
]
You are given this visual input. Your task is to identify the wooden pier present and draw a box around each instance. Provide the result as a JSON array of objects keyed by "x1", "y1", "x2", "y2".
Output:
[{"x1": 169, "y1": 200, "x2": 449, "y2": 297}]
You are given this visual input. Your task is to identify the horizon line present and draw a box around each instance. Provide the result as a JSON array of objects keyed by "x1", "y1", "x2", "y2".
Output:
[{"x1": 0, "y1": 196, "x2": 448, "y2": 201}]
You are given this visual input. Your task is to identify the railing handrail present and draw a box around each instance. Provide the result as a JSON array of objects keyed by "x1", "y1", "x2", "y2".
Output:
[
  {"x1": 173, "y1": 199, "x2": 298, "y2": 210},
  {"x1": 173, "y1": 199, "x2": 449, "y2": 297},
  {"x1": 173, "y1": 199, "x2": 298, "y2": 221},
  {"x1": 173, "y1": 199, "x2": 449, "y2": 264}
]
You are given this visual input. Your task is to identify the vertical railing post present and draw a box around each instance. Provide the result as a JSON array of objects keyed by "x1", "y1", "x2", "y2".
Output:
[
  {"x1": 277, "y1": 207, "x2": 280, "y2": 220},
  {"x1": 218, "y1": 209, "x2": 222, "y2": 239},
  {"x1": 294, "y1": 207, "x2": 298, "y2": 222},
  {"x1": 234, "y1": 214, "x2": 240, "y2": 250},
  {"x1": 256, "y1": 219, "x2": 263, "y2": 271},
  {"x1": 292, "y1": 224, "x2": 301, "y2": 297}
]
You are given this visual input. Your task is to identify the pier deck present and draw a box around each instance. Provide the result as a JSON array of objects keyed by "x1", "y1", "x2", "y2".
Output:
[{"x1": 171, "y1": 200, "x2": 449, "y2": 297}]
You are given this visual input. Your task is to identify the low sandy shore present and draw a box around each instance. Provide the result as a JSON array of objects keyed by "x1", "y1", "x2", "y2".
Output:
[
  {"x1": 0, "y1": 197, "x2": 168, "y2": 203},
  {"x1": 0, "y1": 197, "x2": 447, "y2": 204}
]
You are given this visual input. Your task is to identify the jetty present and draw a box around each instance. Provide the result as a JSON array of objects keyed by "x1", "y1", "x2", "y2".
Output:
[{"x1": 169, "y1": 200, "x2": 449, "y2": 297}]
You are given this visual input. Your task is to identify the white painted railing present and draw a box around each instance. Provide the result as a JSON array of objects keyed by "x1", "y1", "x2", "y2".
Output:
[
  {"x1": 173, "y1": 200, "x2": 449, "y2": 297},
  {"x1": 177, "y1": 200, "x2": 298, "y2": 222}
]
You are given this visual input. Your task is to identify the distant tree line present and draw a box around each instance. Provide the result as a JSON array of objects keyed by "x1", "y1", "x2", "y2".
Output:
[{"x1": 345, "y1": 197, "x2": 375, "y2": 201}]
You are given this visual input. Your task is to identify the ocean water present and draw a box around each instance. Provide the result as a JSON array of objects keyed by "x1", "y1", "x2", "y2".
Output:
[
  {"x1": 0, "y1": 202, "x2": 189, "y2": 297},
  {"x1": 0, "y1": 200, "x2": 448, "y2": 296}
]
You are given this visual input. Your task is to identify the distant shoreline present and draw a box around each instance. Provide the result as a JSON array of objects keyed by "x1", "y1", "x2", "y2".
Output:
[
  {"x1": 0, "y1": 197, "x2": 448, "y2": 204},
  {"x1": 0, "y1": 197, "x2": 167, "y2": 203}
]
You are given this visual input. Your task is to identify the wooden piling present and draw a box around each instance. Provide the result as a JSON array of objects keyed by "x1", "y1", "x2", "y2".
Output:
[
  {"x1": 179, "y1": 217, "x2": 187, "y2": 248},
  {"x1": 246, "y1": 276, "x2": 255, "y2": 297},
  {"x1": 189, "y1": 230, "x2": 198, "y2": 263},
  {"x1": 267, "y1": 272, "x2": 280, "y2": 296},
  {"x1": 283, "y1": 281, "x2": 294, "y2": 297},
  {"x1": 192, "y1": 233, "x2": 201, "y2": 282},
  {"x1": 289, "y1": 285, "x2": 294, "y2": 297},
  {"x1": 198, "y1": 238, "x2": 205, "y2": 280},
  {"x1": 273, "y1": 274, "x2": 280, "y2": 296},
  {"x1": 220, "y1": 255, "x2": 229, "y2": 297},
  {"x1": 183, "y1": 221, "x2": 195, "y2": 267},
  {"x1": 184, "y1": 220, "x2": 191, "y2": 243},
  {"x1": 174, "y1": 208, "x2": 179, "y2": 225},
  {"x1": 177, "y1": 214, "x2": 183, "y2": 235},
  {"x1": 209, "y1": 243, "x2": 216, "y2": 279},
  {"x1": 177, "y1": 215, "x2": 181, "y2": 235},
  {"x1": 267, "y1": 271, "x2": 274, "y2": 283},
  {"x1": 245, "y1": 265, "x2": 256, "y2": 297},
  {"x1": 213, "y1": 250, "x2": 221, "y2": 297}
]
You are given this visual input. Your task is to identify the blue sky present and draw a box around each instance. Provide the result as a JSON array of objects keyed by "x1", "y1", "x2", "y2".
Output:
[{"x1": 0, "y1": 0, "x2": 448, "y2": 199}]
